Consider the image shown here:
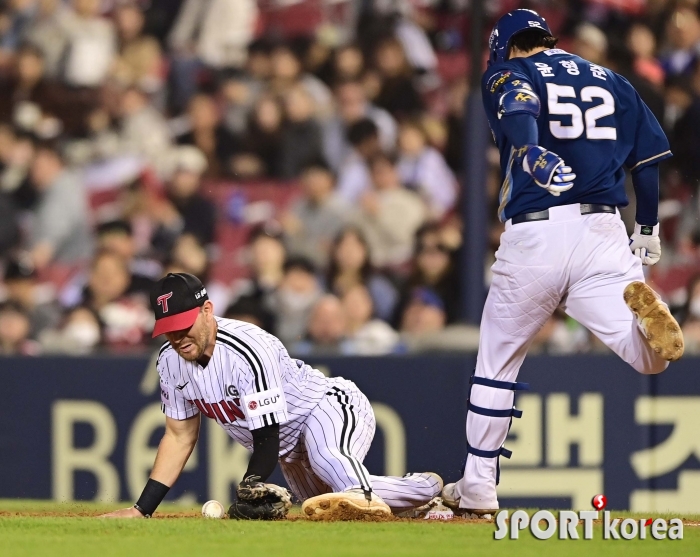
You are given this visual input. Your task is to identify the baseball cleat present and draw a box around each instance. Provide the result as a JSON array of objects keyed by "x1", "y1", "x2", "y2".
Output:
[
  {"x1": 624, "y1": 281, "x2": 684, "y2": 361},
  {"x1": 302, "y1": 489, "x2": 391, "y2": 521},
  {"x1": 441, "y1": 483, "x2": 497, "y2": 518}
]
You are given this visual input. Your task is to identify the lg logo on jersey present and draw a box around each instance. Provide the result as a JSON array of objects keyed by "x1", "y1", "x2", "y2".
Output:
[
  {"x1": 243, "y1": 388, "x2": 285, "y2": 418},
  {"x1": 248, "y1": 395, "x2": 280, "y2": 411}
]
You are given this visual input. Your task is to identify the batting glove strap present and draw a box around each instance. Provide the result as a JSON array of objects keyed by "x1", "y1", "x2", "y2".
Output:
[
  {"x1": 522, "y1": 145, "x2": 576, "y2": 196},
  {"x1": 629, "y1": 222, "x2": 661, "y2": 266}
]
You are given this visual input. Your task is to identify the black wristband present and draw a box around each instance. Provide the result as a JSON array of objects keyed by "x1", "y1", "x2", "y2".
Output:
[{"x1": 135, "y1": 479, "x2": 170, "y2": 517}]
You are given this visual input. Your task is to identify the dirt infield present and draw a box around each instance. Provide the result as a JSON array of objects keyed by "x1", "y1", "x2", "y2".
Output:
[
  {"x1": 1, "y1": 504, "x2": 698, "y2": 526},
  {"x1": 0, "y1": 507, "x2": 490, "y2": 524}
]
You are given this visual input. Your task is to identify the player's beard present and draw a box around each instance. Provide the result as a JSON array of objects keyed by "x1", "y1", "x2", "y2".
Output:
[{"x1": 176, "y1": 323, "x2": 211, "y2": 361}]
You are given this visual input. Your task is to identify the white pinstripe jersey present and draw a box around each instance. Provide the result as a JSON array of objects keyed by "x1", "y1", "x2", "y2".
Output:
[{"x1": 158, "y1": 317, "x2": 328, "y2": 456}]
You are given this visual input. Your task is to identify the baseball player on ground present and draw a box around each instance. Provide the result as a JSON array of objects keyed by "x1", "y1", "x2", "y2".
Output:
[
  {"x1": 441, "y1": 9, "x2": 684, "y2": 516},
  {"x1": 102, "y1": 273, "x2": 441, "y2": 520}
]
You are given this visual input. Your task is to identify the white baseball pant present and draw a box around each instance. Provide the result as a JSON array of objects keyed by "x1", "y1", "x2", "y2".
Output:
[
  {"x1": 280, "y1": 378, "x2": 441, "y2": 511},
  {"x1": 455, "y1": 204, "x2": 668, "y2": 510}
]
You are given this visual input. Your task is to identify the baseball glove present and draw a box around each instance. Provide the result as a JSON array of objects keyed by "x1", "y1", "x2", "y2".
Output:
[{"x1": 228, "y1": 476, "x2": 292, "y2": 520}]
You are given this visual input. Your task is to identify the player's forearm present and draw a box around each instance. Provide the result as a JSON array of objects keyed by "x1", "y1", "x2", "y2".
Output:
[
  {"x1": 499, "y1": 113, "x2": 538, "y2": 154},
  {"x1": 632, "y1": 163, "x2": 660, "y2": 226},
  {"x1": 131, "y1": 429, "x2": 198, "y2": 517},
  {"x1": 243, "y1": 423, "x2": 280, "y2": 482},
  {"x1": 150, "y1": 429, "x2": 198, "y2": 487}
]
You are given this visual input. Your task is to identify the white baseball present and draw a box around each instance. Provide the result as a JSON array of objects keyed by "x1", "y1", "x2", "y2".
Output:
[{"x1": 202, "y1": 500, "x2": 226, "y2": 519}]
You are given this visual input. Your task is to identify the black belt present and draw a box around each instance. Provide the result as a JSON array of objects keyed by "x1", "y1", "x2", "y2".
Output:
[{"x1": 511, "y1": 204, "x2": 616, "y2": 225}]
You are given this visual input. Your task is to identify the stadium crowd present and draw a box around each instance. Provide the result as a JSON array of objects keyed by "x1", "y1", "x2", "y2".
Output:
[{"x1": 1, "y1": 0, "x2": 700, "y2": 356}]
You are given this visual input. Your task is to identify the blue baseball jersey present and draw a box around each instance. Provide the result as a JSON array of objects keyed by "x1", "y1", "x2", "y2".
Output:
[{"x1": 482, "y1": 49, "x2": 671, "y2": 222}]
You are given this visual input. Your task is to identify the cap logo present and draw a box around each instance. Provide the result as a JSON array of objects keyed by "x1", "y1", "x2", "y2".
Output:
[{"x1": 157, "y1": 292, "x2": 173, "y2": 313}]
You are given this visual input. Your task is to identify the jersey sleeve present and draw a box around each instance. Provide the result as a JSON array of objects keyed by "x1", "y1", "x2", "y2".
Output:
[
  {"x1": 232, "y1": 333, "x2": 289, "y2": 430},
  {"x1": 158, "y1": 348, "x2": 199, "y2": 420},
  {"x1": 482, "y1": 66, "x2": 536, "y2": 119},
  {"x1": 624, "y1": 86, "x2": 672, "y2": 172}
]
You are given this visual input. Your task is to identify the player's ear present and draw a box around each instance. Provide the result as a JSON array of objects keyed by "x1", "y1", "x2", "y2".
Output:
[{"x1": 202, "y1": 300, "x2": 214, "y2": 319}]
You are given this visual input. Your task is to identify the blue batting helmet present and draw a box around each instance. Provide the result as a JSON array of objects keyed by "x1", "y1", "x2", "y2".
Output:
[{"x1": 488, "y1": 9, "x2": 552, "y2": 66}]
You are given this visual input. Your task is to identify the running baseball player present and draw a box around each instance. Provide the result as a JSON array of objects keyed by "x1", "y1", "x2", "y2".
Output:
[
  {"x1": 441, "y1": 9, "x2": 684, "y2": 516},
  {"x1": 102, "y1": 273, "x2": 441, "y2": 520}
]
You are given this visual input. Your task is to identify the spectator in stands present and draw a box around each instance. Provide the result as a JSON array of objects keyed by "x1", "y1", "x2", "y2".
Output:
[
  {"x1": 27, "y1": 143, "x2": 92, "y2": 269},
  {"x1": 395, "y1": 223, "x2": 460, "y2": 325},
  {"x1": 680, "y1": 275, "x2": 700, "y2": 354},
  {"x1": 0, "y1": 45, "x2": 51, "y2": 127},
  {"x1": 163, "y1": 232, "x2": 230, "y2": 312},
  {"x1": 245, "y1": 38, "x2": 273, "y2": 83},
  {"x1": 665, "y1": 75, "x2": 700, "y2": 188},
  {"x1": 444, "y1": 78, "x2": 467, "y2": 175},
  {"x1": 270, "y1": 43, "x2": 333, "y2": 120},
  {"x1": 571, "y1": 23, "x2": 608, "y2": 67},
  {"x1": 282, "y1": 161, "x2": 348, "y2": 270},
  {"x1": 152, "y1": 146, "x2": 216, "y2": 253},
  {"x1": 332, "y1": 44, "x2": 365, "y2": 83},
  {"x1": 96, "y1": 220, "x2": 161, "y2": 282},
  {"x1": 176, "y1": 93, "x2": 238, "y2": 178},
  {"x1": 118, "y1": 86, "x2": 173, "y2": 177},
  {"x1": 0, "y1": 301, "x2": 35, "y2": 355},
  {"x1": 40, "y1": 305, "x2": 102, "y2": 354},
  {"x1": 660, "y1": 6, "x2": 700, "y2": 77},
  {"x1": 0, "y1": 190, "x2": 18, "y2": 257},
  {"x1": 0, "y1": 129, "x2": 20, "y2": 252},
  {"x1": 399, "y1": 287, "x2": 446, "y2": 335},
  {"x1": 80, "y1": 249, "x2": 153, "y2": 348},
  {"x1": 627, "y1": 22, "x2": 664, "y2": 87},
  {"x1": 336, "y1": 118, "x2": 381, "y2": 203},
  {"x1": 0, "y1": 0, "x2": 35, "y2": 60},
  {"x1": 373, "y1": 37, "x2": 423, "y2": 117},
  {"x1": 3, "y1": 256, "x2": 61, "y2": 339},
  {"x1": 243, "y1": 223, "x2": 286, "y2": 292},
  {"x1": 326, "y1": 226, "x2": 398, "y2": 322},
  {"x1": 229, "y1": 223, "x2": 286, "y2": 327},
  {"x1": 220, "y1": 70, "x2": 261, "y2": 136},
  {"x1": 302, "y1": 294, "x2": 348, "y2": 355},
  {"x1": 0, "y1": 126, "x2": 34, "y2": 202},
  {"x1": 323, "y1": 79, "x2": 397, "y2": 171},
  {"x1": 112, "y1": 1, "x2": 163, "y2": 93},
  {"x1": 341, "y1": 284, "x2": 399, "y2": 355},
  {"x1": 167, "y1": 0, "x2": 258, "y2": 112},
  {"x1": 269, "y1": 256, "x2": 322, "y2": 347},
  {"x1": 22, "y1": 0, "x2": 71, "y2": 79},
  {"x1": 280, "y1": 86, "x2": 324, "y2": 179},
  {"x1": 353, "y1": 153, "x2": 426, "y2": 268},
  {"x1": 80, "y1": 250, "x2": 131, "y2": 311},
  {"x1": 0, "y1": 45, "x2": 95, "y2": 137},
  {"x1": 224, "y1": 296, "x2": 274, "y2": 333},
  {"x1": 397, "y1": 118, "x2": 457, "y2": 218},
  {"x1": 232, "y1": 95, "x2": 283, "y2": 179},
  {"x1": 61, "y1": 0, "x2": 117, "y2": 87}
]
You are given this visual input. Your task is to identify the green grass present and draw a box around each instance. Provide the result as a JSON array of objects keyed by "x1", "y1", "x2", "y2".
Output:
[{"x1": 0, "y1": 500, "x2": 698, "y2": 557}]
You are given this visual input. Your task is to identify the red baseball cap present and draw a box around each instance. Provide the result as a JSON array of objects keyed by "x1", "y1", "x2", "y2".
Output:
[{"x1": 150, "y1": 273, "x2": 209, "y2": 337}]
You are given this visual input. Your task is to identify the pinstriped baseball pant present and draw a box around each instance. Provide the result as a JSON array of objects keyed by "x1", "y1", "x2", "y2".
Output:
[{"x1": 279, "y1": 378, "x2": 441, "y2": 511}]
